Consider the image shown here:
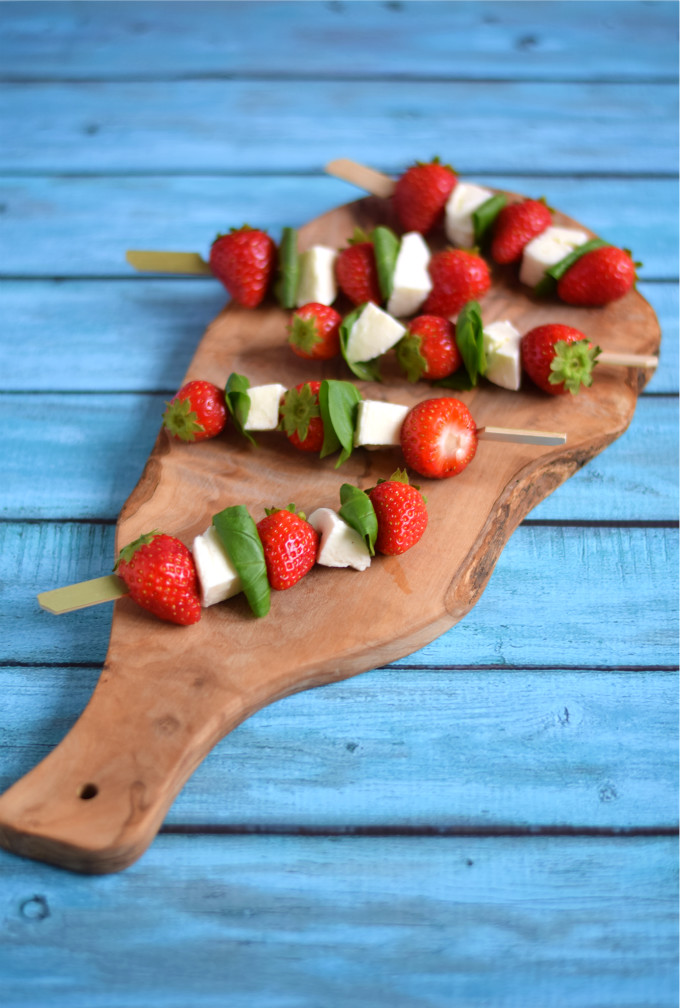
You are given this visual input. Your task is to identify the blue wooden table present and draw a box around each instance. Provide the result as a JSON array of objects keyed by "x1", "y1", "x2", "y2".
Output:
[{"x1": 1, "y1": 2, "x2": 677, "y2": 1004}]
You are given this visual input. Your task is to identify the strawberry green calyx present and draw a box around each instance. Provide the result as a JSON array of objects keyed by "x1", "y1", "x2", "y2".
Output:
[
  {"x1": 162, "y1": 396, "x2": 206, "y2": 441},
  {"x1": 114, "y1": 530, "x2": 160, "y2": 569},
  {"x1": 264, "y1": 503, "x2": 307, "y2": 521},
  {"x1": 396, "y1": 331, "x2": 428, "y2": 383},
  {"x1": 550, "y1": 339, "x2": 602, "y2": 394},
  {"x1": 279, "y1": 383, "x2": 321, "y2": 442},
  {"x1": 288, "y1": 313, "x2": 322, "y2": 356}
]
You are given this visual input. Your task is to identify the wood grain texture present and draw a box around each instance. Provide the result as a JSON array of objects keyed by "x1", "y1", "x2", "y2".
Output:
[{"x1": 0, "y1": 192, "x2": 661, "y2": 872}]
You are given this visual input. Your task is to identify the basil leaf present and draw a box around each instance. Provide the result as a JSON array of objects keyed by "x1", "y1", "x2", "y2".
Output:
[
  {"x1": 472, "y1": 193, "x2": 507, "y2": 244},
  {"x1": 454, "y1": 300, "x2": 486, "y2": 386},
  {"x1": 224, "y1": 372, "x2": 256, "y2": 446},
  {"x1": 319, "y1": 380, "x2": 363, "y2": 466},
  {"x1": 534, "y1": 238, "x2": 609, "y2": 298},
  {"x1": 274, "y1": 226, "x2": 299, "y2": 309},
  {"x1": 212, "y1": 505, "x2": 270, "y2": 618},
  {"x1": 372, "y1": 225, "x2": 400, "y2": 301},
  {"x1": 339, "y1": 305, "x2": 383, "y2": 382},
  {"x1": 339, "y1": 484, "x2": 377, "y2": 557}
]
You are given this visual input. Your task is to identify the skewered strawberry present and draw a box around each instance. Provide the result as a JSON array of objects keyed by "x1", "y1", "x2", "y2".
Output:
[
  {"x1": 256, "y1": 506, "x2": 320, "y2": 590},
  {"x1": 520, "y1": 324, "x2": 599, "y2": 395},
  {"x1": 335, "y1": 230, "x2": 382, "y2": 305},
  {"x1": 400, "y1": 397, "x2": 478, "y2": 479},
  {"x1": 396, "y1": 315, "x2": 462, "y2": 382},
  {"x1": 115, "y1": 532, "x2": 202, "y2": 625},
  {"x1": 162, "y1": 380, "x2": 228, "y2": 442},
  {"x1": 393, "y1": 158, "x2": 458, "y2": 234},
  {"x1": 490, "y1": 198, "x2": 552, "y2": 264},
  {"x1": 287, "y1": 302, "x2": 342, "y2": 360},
  {"x1": 367, "y1": 471, "x2": 428, "y2": 555},
  {"x1": 423, "y1": 249, "x2": 490, "y2": 317},
  {"x1": 209, "y1": 225, "x2": 277, "y2": 308},
  {"x1": 279, "y1": 380, "x2": 325, "y2": 452},
  {"x1": 556, "y1": 245, "x2": 637, "y2": 306}
]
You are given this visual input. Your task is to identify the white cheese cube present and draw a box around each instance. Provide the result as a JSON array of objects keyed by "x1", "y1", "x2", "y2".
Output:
[
  {"x1": 243, "y1": 383, "x2": 287, "y2": 431},
  {"x1": 353, "y1": 399, "x2": 409, "y2": 448},
  {"x1": 192, "y1": 525, "x2": 243, "y2": 607},
  {"x1": 482, "y1": 320, "x2": 522, "y2": 392},
  {"x1": 519, "y1": 226, "x2": 589, "y2": 288},
  {"x1": 308, "y1": 508, "x2": 371, "y2": 571},
  {"x1": 296, "y1": 245, "x2": 338, "y2": 307},
  {"x1": 444, "y1": 182, "x2": 494, "y2": 248},
  {"x1": 344, "y1": 302, "x2": 406, "y2": 364},
  {"x1": 386, "y1": 232, "x2": 432, "y2": 318}
]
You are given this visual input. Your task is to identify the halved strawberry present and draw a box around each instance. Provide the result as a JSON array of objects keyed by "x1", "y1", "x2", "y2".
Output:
[
  {"x1": 400, "y1": 397, "x2": 478, "y2": 479},
  {"x1": 279, "y1": 380, "x2": 325, "y2": 452},
  {"x1": 256, "y1": 506, "x2": 319, "y2": 590}
]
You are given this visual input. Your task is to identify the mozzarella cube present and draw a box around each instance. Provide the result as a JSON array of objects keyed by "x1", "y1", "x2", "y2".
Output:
[
  {"x1": 482, "y1": 320, "x2": 522, "y2": 391},
  {"x1": 243, "y1": 383, "x2": 287, "y2": 431},
  {"x1": 344, "y1": 302, "x2": 406, "y2": 364},
  {"x1": 192, "y1": 525, "x2": 243, "y2": 607},
  {"x1": 386, "y1": 232, "x2": 432, "y2": 318},
  {"x1": 519, "y1": 226, "x2": 589, "y2": 287},
  {"x1": 308, "y1": 508, "x2": 371, "y2": 571},
  {"x1": 296, "y1": 245, "x2": 338, "y2": 307},
  {"x1": 445, "y1": 182, "x2": 494, "y2": 248},
  {"x1": 353, "y1": 399, "x2": 409, "y2": 448}
]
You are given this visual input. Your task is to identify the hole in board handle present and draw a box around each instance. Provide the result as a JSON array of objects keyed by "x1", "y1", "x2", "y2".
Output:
[{"x1": 79, "y1": 783, "x2": 99, "y2": 800}]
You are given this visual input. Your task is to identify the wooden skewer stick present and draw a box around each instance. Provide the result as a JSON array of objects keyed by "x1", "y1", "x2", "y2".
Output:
[
  {"x1": 37, "y1": 575, "x2": 128, "y2": 615},
  {"x1": 598, "y1": 350, "x2": 659, "y2": 369},
  {"x1": 477, "y1": 427, "x2": 567, "y2": 446},
  {"x1": 325, "y1": 158, "x2": 396, "y2": 198},
  {"x1": 125, "y1": 250, "x2": 213, "y2": 275}
]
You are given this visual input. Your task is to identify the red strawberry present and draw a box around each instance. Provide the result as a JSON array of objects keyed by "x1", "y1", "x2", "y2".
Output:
[
  {"x1": 162, "y1": 380, "x2": 227, "y2": 442},
  {"x1": 287, "y1": 302, "x2": 342, "y2": 360},
  {"x1": 396, "y1": 314, "x2": 462, "y2": 382},
  {"x1": 335, "y1": 232, "x2": 381, "y2": 306},
  {"x1": 520, "y1": 324, "x2": 600, "y2": 395},
  {"x1": 490, "y1": 198, "x2": 552, "y2": 264},
  {"x1": 256, "y1": 507, "x2": 319, "y2": 590},
  {"x1": 400, "y1": 396, "x2": 478, "y2": 479},
  {"x1": 115, "y1": 531, "x2": 201, "y2": 625},
  {"x1": 422, "y1": 249, "x2": 491, "y2": 317},
  {"x1": 393, "y1": 158, "x2": 457, "y2": 234},
  {"x1": 366, "y1": 470, "x2": 428, "y2": 556},
  {"x1": 279, "y1": 380, "x2": 325, "y2": 452},
  {"x1": 209, "y1": 225, "x2": 277, "y2": 308},
  {"x1": 557, "y1": 245, "x2": 636, "y2": 306}
]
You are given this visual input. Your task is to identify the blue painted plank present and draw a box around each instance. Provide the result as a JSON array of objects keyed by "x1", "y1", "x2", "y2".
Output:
[
  {"x1": 1, "y1": 394, "x2": 676, "y2": 521},
  {"x1": 0, "y1": 176, "x2": 675, "y2": 279},
  {"x1": 0, "y1": 834, "x2": 676, "y2": 1008},
  {"x1": 1, "y1": 279, "x2": 674, "y2": 393},
  {"x1": 1, "y1": 80, "x2": 676, "y2": 175},
  {"x1": 2, "y1": 522, "x2": 676, "y2": 668},
  {"x1": 1, "y1": 664, "x2": 675, "y2": 831},
  {"x1": 1, "y1": 1, "x2": 676, "y2": 82}
]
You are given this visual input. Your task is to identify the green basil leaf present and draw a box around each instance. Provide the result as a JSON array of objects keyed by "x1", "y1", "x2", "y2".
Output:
[
  {"x1": 372, "y1": 225, "x2": 400, "y2": 301},
  {"x1": 339, "y1": 483, "x2": 377, "y2": 557},
  {"x1": 434, "y1": 370, "x2": 475, "y2": 391},
  {"x1": 339, "y1": 305, "x2": 383, "y2": 382},
  {"x1": 472, "y1": 193, "x2": 507, "y2": 244},
  {"x1": 454, "y1": 300, "x2": 486, "y2": 386},
  {"x1": 224, "y1": 372, "x2": 256, "y2": 446},
  {"x1": 274, "y1": 226, "x2": 299, "y2": 309},
  {"x1": 319, "y1": 379, "x2": 363, "y2": 466},
  {"x1": 534, "y1": 238, "x2": 609, "y2": 298},
  {"x1": 212, "y1": 505, "x2": 270, "y2": 618}
]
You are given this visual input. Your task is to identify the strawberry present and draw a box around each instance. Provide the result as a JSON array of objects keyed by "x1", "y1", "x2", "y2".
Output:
[
  {"x1": 400, "y1": 396, "x2": 478, "y2": 479},
  {"x1": 209, "y1": 225, "x2": 277, "y2": 308},
  {"x1": 115, "y1": 531, "x2": 202, "y2": 625},
  {"x1": 556, "y1": 245, "x2": 636, "y2": 306},
  {"x1": 279, "y1": 380, "x2": 325, "y2": 452},
  {"x1": 520, "y1": 323, "x2": 600, "y2": 395},
  {"x1": 490, "y1": 198, "x2": 552, "y2": 264},
  {"x1": 422, "y1": 249, "x2": 491, "y2": 317},
  {"x1": 335, "y1": 230, "x2": 381, "y2": 306},
  {"x1": 366, "y1": 470, "x2": 428, "y2": 556},
  {"x1": 162, "y1": 379, "x2": 227, "y2": 442},
  {"x1": 393, "y1": 158, "x2": 457, "y2": 234},
  {"x1": 396, "y1": 314, "x2": 462, "y2": 382},
  {"x1": 287, "y1": 302, "x2": 342, "y2": 360},
  {"x1": 256, "y1": 506, "x2": 319, "y2": 590}
]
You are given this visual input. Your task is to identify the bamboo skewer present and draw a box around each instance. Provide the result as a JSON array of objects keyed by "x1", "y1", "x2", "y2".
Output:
[
  {"x1": 325, "y1": 157, "x2": 396, "y2": 198},
  {"x1": 125, "y1": 250, "x2": 212, "y2": 275},
  {"x1": 476, "y1": 427, "x2": 566, "y2": 446}
]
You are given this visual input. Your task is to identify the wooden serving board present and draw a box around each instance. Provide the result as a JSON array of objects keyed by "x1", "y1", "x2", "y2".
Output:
[{"x1": 0, "y1": 195, "x2": 660, "y2": 874}]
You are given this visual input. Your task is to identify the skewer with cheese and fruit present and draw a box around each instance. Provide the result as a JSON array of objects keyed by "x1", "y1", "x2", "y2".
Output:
[
  {"x1": 326, "y1": 157, "x2": 639, "y2": 308},
  {"x1": 37, "y1": 472, "x2": 429, "y2": 626}
]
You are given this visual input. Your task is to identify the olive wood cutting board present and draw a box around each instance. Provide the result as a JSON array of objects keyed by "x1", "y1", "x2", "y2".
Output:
[{"x1": 0, "y1": 194, "x2": 660, "y2": 873}]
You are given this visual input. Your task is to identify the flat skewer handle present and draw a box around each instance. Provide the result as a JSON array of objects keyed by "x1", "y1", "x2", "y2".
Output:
[
  {"x1": 125, "y1": 250, "x2": 213, "y2": 275},
  {"x1": 477, "y1": 426, "x2": 567, "y2": 446},
  {"x1": 599, "y1": 350, "x2": 659, "y2": 369},
  {"x1": 38, "y1": 575, "x2": 128, "y2": 614},
  {"x1": 325, "y1": 158, "x2": 396, "y2": 198}
]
